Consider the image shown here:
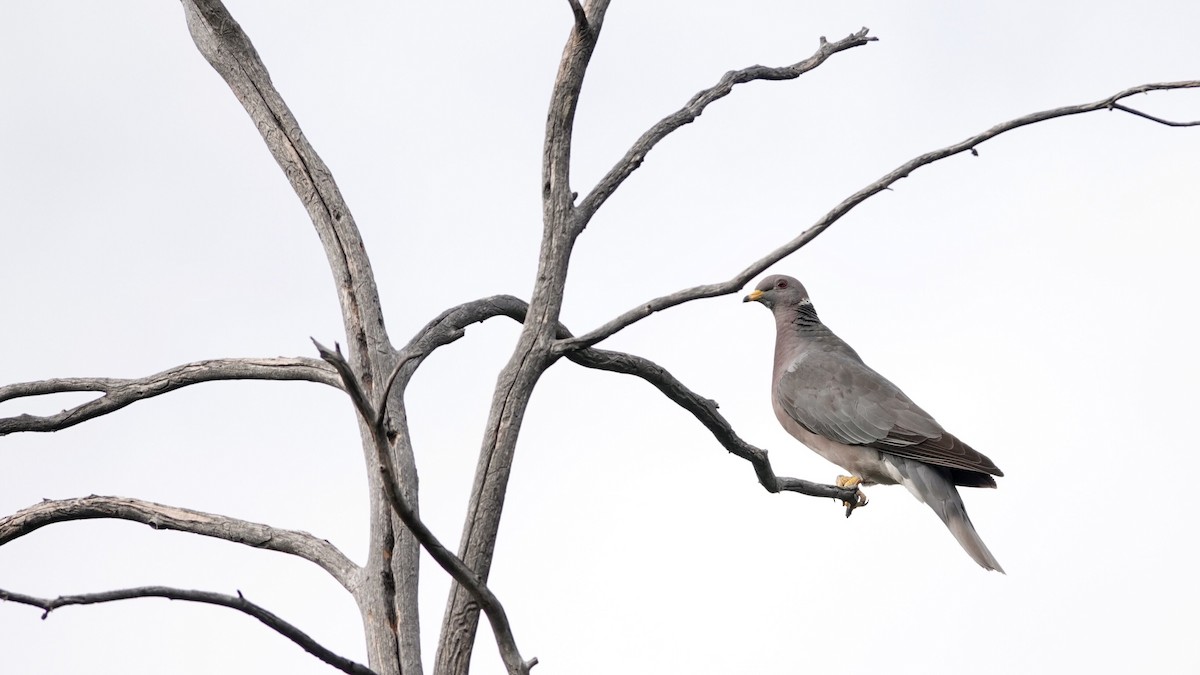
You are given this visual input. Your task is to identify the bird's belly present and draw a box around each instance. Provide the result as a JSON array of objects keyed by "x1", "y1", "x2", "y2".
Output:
[{"x1": 771, "y1": 400, "x2": 899, "y2": 485}]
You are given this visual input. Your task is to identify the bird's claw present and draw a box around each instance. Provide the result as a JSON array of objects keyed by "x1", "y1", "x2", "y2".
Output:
[{"x1": 836, "y1": 475, "x2": 868, "y2": 517}]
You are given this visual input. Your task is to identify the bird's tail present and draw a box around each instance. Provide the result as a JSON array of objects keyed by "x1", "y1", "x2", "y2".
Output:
[{"x1": 894, "y1": 459, "x2": 1005, "y2": 573}]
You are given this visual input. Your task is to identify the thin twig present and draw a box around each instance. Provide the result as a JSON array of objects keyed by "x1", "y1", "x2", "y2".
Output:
[
  {"x1": 575, "y1": 28, "x2": 877, "y2": 223},
  {"x1": 313, "y1": 341, "x2": 535, "y2": 675},
  {"x1": 1110, "y1": 102, "x2": 1200, "y2": 127},
  {"x1": 557, "y1": 80, "x2": 1200, "y2": 352},
  {"x1": 0, "y1": 586, "x2": 376, "y2": 675},
  {"x1": 0, "y1": 357, "x2": 341, "y2": 436},
  {"x1": 0, "y1": 496, "x2": 360, "y2": 595}
]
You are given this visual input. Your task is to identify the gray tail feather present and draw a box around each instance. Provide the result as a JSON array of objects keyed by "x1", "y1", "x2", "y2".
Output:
[
  {"x1": 942, "y1": 504, "x2": 1005, "y2": 573},
  {"x1": 898, "y1": 459, "x2": 1005, "y2": 573}
]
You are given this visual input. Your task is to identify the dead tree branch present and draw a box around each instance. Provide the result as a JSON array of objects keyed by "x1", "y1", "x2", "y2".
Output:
[
  {"x1": 0, "y1": 586, "x2": 376, "y2": 675},
  {"x1": 0, "y1": 496, "x2": 360, "y2": 595},
  {"x1": 564, "y1": 347, "x2": 859, "y2": 505},
  {"x1": 577, "y1": 28, "x2": 877, "y2": 223},
  {"x1": 435, "y1": 2, "x2": 613, "y2": 672},
  {"x1": 556, "y1": 80, "x2": 1200, "y2": 353},
  {"x1": 314, "y1": 342, "x2": 536, "y2": 675},
  {"x1": 179, "y1": 2, "x2": 420, "y2": 669},
  {"x1": 0, "y1": 358, "x2": 340, "y2": 436},
  {"x1": 180, "y1": 0, "x2": 391, "y2": 368}
]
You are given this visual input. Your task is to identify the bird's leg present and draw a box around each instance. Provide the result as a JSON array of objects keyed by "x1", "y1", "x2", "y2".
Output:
[{"x1": 836, "y1": 475, "x2": 869, "y2": 517}]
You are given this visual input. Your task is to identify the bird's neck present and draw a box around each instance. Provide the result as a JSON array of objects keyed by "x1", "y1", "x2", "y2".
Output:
[
  {"x1": 770, "y1": 301, "x2": 867, "y2": 383},
  {"x1": 771, "y1": 301, "x2": 834, "y2": 378},
  {"x1": 768, "y1": 299, "x2": 835, "y2": 379},
  {"x1": 776, "y1": 299, "x2": 826, "y2": 336}
]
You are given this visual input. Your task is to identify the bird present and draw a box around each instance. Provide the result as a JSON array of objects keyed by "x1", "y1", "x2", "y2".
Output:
[{"x1": 744, "y1": 274, "x2": 1005, "y2": 572}]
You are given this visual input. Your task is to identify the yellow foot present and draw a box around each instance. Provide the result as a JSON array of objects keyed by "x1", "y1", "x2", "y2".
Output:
[{"x1": 836, "y1": 475, "x2": 869, "y2": 515}]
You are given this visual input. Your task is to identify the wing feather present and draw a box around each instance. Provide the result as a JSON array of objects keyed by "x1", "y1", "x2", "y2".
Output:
[{"x1": 776, "y1": 343, "x2": 1002, "y2": 479}]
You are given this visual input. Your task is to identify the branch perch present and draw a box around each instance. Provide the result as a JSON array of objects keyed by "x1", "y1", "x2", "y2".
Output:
[
  {"x1": 314, "y1": 341, "x2": 537, "y2": 675},
  {"x1": 392, "y1": 295, "x2": 861, "y2": 505},
  {"x1": 0, "y1": 496, "x2": 360, "y2": 595},
  {"x1": 0, "y1": 586, "x2": 375, "y2": 675},
  {"x1": 557, "y1": 80, "x2": 1200, "y2": 352},
  {"x1": 0, "y1": 358, "x2": 341, "y2": 436},
  {"x1": 565, "y1": 346, "x2": 860, "y2": 505}
]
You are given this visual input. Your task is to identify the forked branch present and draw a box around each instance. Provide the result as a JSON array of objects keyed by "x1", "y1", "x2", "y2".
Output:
[
  {"x1": 0, "y1": 496, "x2": 360, "y2": 594},
  {"x1": 436, "y1": 3, "x2": 614, "y2": 671},
  {"x1": 0, "y1": 586, "x2": 375, "y2": 675},
  {"x1": 557, "y1": 80, "x2": 1200, "y2": 352},
  {"x1": 566, "y1": 0, "x2": 587, "y2": 34},
  {"x1": 0, "y1": 358, "x2": 341, "y2": 436},
  {"x1": 314, "y1": 341, "x2": 537, "y2": 675}
]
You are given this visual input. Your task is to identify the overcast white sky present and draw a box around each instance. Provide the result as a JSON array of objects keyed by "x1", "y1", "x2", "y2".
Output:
[{"x1": 3, "y1": 1, "x2": 1199, "y2": 674}]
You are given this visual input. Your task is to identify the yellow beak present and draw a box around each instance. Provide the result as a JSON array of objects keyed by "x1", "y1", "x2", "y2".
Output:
[{"x1": 743, "y1": 289, "x2": 764, "y2": 303}]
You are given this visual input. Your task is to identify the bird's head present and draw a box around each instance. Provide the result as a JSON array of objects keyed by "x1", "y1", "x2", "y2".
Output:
[{"x1": 742, "y1": 274, "x2": 809, "y2": 311}]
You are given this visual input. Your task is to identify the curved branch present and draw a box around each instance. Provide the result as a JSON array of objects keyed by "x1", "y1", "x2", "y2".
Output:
[
  {"x1": 0, "y1": 586, "x2": 376, "y2": 675},
  {"x1": 180, "y1": 0, "x2": 391, "y2": 369},
  {"x1": 1110, "y1": 101, "x2": 1200, "y2": 127},
  {"x1": 576, "y1": 28, "x2": 877, "y2": 223},
  {"x1": 381, "y1": 295, "x2": 534, "y2": 407},
  {"x1": 564, "y1": 347, "x2": 860, "y2": 506},
  {"x1": 315, "y1": 341, "x2": 536, "y2": 675},
  {"x1": 557, "y1": 80, "x2": 1200, "y2": 352},
  {"x1": 0, "y1": 496, "x2": 360, "y2": 595},
  {"x1": 0, "y1": 358, "x2": 341, "y2": 436}
]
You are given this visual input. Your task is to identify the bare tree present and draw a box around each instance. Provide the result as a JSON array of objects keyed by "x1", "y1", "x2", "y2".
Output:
[{"x1": 2, "y1": 2, "x2": 1197, "y2": 674}]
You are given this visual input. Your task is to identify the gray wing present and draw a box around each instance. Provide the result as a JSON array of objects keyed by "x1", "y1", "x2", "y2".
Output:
[{"x1": 777, "y1": 345, "x2": 1002, "y2": 482}]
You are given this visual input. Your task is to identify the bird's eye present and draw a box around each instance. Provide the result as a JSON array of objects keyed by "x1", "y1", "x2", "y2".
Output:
[{"x1": 776, "y1": 279, "x2": 788, "y2": 289}]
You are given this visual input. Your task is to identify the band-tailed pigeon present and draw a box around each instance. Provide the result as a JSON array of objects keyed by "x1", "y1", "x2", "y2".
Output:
[{"x1": 744, "y1": 274, "x2": 1004, "y2": 572}]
